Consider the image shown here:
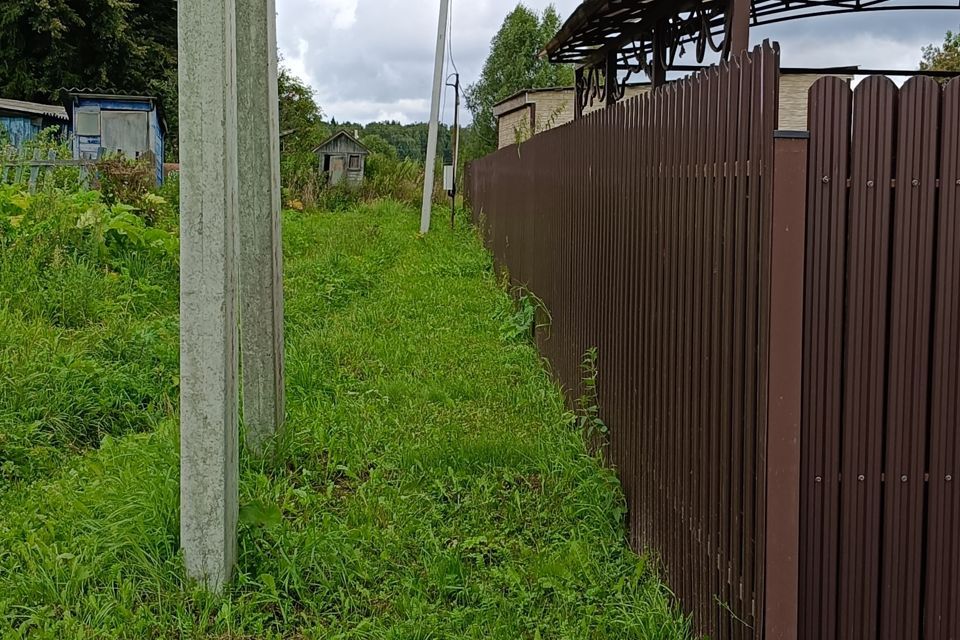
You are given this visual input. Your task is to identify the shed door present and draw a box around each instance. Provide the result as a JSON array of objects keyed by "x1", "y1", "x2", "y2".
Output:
[
  {"x1": 330, "y1": 155, "x2": 346, "y2": 185},
  {"x1": 101, "y1": 111, "x2": 150, "y2": 158}
]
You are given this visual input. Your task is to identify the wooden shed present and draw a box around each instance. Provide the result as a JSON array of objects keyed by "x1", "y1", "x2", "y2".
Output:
[
  {"x1": 0, "y1": 98, "x2": 69, "y2": 147},
  {"x1": 67, "y1": 92, "x2": 166, "y2": 185},
  {"x1": 314, "y1": 131, "x2": 369, "y2": 185}
]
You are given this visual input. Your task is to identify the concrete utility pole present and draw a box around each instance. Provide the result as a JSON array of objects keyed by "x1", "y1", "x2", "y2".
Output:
[
  {"x1": 178, "y1": 0, "x2": 241, "y2": 591},
  {"x1": 420, "y1": 0, "x2": 451, "y2": 234},
  {"x1": 447, "y1": 72, "x2": 460, "y2": 228},
  {"x1": 237, "y1": 0, "x2": 285, "y2": 451}
]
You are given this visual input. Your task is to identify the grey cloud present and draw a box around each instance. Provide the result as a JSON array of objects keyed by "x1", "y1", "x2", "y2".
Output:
[{"x1": 275, "y1": 0, "x2": 959, "y2": 123}]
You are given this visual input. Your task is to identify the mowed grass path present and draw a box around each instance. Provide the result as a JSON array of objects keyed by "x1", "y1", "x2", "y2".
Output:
[{"x1": 0, "y1": 201, "x2": 687, "y2": 639}]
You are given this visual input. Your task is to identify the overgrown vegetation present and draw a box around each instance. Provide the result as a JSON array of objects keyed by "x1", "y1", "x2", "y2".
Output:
[
  {"x1": 0, "y1": 178, "x2": 178, "y2": 488},
  {"x1": 0, "y1": 0, "x2": 179, "y2": 156},
  {"x1": 577, "y1": 348, "x2": 609, "y2": 446},
  {"x1": 0, "y1": 198, "x2": 688, "y2": 639},
  {"x1": 277, "y1": 67, "x2": 447, "y2": 211},
  {"x1": 284, "y1": 141, "x2": 446, "y2": 214},
  {"x1": 0, "y1": 128, "x2": 84, "y2": 192},
  {"x1": 278, "y1": 67, "x2": 330, "y2": 208}
]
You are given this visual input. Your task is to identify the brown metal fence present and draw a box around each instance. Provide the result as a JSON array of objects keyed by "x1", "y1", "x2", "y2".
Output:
[
  {"x1": 466, "y1": 41, "x2": 960, "y2": 640},
  {"x1": 467, "y1": 43, "x2": 787, "y2": 639},
  {"x1": 800, "y1": 75, "x2": 960, "y2": 640}
]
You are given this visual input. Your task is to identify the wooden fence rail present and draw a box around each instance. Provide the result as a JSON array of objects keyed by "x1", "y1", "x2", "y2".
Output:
[{"x1": 0, "y1": 147, "x2": 99, "y2": 193}]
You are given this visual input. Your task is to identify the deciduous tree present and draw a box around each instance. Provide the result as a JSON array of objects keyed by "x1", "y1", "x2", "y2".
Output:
[
  {"x1": 279, "y1": 67, "x2": 328, "y2": 156},
  {"x1": 921, "y1": 30, "x2": 960, "y2": 72},
  {"x1": 464, "y1": 4, "x2": 573, "y2": 160}
]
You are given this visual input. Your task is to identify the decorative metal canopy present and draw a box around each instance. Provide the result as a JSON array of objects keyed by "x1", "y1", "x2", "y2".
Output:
[{"x1": 543, "y1": 0, "x2": 960, "y2": 114}]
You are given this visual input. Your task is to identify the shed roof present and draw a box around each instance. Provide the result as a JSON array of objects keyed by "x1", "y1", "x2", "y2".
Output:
[
  {"x1": 0, "y1": 97, "x2": 69, "y2": 121},
  {"x1": 313, "y1": 130, "x2": 370, "y2": 154},
  {"x1": 66, "y1": 91, "x2": 157, "y2": 103}
]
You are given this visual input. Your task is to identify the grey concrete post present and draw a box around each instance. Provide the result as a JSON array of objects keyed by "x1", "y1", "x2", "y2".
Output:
[
  {"x1": 236, "y1": 0, "x2": 285, "y2": 451},
  {"x1": 178, "y1": 0, "x2": 240, "y2": 592},
  {"x1": 419, "y1": 0, "x2": 450, "y2": 234}
]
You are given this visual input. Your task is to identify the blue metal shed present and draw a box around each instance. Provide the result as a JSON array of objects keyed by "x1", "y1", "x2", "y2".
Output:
[
  {"x1": 68, "y1": 93, "x2": 165, "y2": 184},
  {"x1": 0, "y1": 98, "x2": 69, "y2": 148}
]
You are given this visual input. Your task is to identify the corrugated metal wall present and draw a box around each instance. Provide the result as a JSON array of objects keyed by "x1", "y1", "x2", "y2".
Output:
[
  {"x1": 466, "y1": 44, "x2": 781, "y2": 639},
  {"x1": 0, "y1": 116, "x2": 41, "y2": 148}
]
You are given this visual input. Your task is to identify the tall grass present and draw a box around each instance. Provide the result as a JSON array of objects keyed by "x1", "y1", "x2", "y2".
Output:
[
  {"x1": 0, "y1": 184, "x2": 178, "y2": 488},
  {"x1": 363, "y1": 154, "x2": 424, "y2": 205},
  {"x1": 0, "y1": 200, "x2": 689, "y2": 639},
  {"x1": 281, "y1": 150, "x2": 325, "y2": 210},
  {"x1": 283, "y1": 149, "x2": 453, "y2": 214}
]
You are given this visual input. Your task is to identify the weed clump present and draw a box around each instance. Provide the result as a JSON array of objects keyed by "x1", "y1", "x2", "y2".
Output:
[{"x1": 0, "y1": 183, "x2": 178, "y2": 487}]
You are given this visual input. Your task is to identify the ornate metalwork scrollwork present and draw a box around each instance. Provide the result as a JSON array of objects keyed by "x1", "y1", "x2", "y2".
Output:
[
  {"x1": 576, "y1": 62, "x2": 627, "y2": 113},
  {"x1": 575, "y1": 1, "x2": 739, "y2": 114}
]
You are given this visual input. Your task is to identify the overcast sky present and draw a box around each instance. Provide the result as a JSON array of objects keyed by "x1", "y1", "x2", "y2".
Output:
[{"x1": 274, "y1": 0, "x2": 959, "y2": 124}]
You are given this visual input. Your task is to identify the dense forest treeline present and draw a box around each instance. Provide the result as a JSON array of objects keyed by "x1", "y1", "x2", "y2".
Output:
[
  {"x1": 0, "y1": 0, "x2": 461, "y2": 165},
  {"x1": 3, "y1": 0, "x2": 955, "y2": 166}
]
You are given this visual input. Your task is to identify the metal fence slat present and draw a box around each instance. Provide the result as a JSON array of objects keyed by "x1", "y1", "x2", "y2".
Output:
[
  {"x1": 880, "y1": 76, "x2": 940, "y2": 639},
  {"x1": 924, "y1": 76, "x2": 960, "y2": 640}
]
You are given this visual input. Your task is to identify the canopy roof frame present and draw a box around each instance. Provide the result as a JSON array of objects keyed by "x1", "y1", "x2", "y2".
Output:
[
  {"x1": 545, "y1": 0, "x2": 960, "y2": 67},
  {"x1": 546, "y1": 0, "x2": 960, "y2": 116}
]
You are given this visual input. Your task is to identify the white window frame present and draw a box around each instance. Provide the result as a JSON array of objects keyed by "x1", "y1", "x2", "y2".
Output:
[{"x1": 75, "y1": 109, "x2": 101, "y2": 137}]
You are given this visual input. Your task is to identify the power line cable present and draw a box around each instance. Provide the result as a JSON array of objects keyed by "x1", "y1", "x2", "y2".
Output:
[
  {"x1": 444, "y1": 0, "x2": 461, "y2": 163},
  {"x1": 448, "y1": 0, "x2": 459, "y2": 76},
  {"x1": 439, "y1": 1, "x2": 459, "y2": 161},
  {"x1": 440, "y1": 2, "x2": 455, "y2": 123},
  {"x1": 441, "y1": 52, "x2": 450, "y2": 126}
]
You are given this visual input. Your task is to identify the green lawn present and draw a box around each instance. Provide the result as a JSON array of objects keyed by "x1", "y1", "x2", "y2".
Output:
[{"x1": 0, "y1": 200, "x2": 688, "y2": 639}]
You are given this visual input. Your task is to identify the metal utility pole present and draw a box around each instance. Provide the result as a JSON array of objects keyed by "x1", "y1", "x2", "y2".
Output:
[
  {"x1": 447, "y1": 72, "x2": 460, "y2": 228},
  {"x1": 420, "y1": 0, "x2": 451, "y2": 234}
]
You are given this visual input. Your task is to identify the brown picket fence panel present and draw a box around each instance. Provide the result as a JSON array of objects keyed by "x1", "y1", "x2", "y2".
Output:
[
  {"x1": 467, "y1": 43, "x2": 783, "y2": 639},
  {"x1": 801, "y1": 76, "x2": 960, "y2": 640},
  {"x1": 465, "y1": 42, "x2": 960, "y2": 639}
]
